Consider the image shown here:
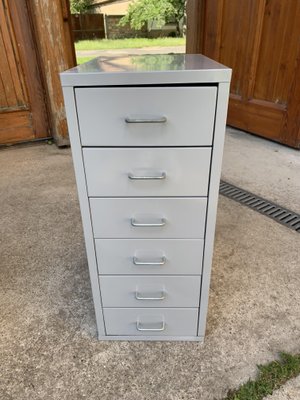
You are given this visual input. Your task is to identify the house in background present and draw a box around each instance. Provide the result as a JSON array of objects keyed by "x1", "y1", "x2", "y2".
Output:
[
  {"x1": 90, "y1": 0, "x2": 178, "y2": 39},
  {"x1": 91, "y1": 0, "x2": 132, "y2": 16}
]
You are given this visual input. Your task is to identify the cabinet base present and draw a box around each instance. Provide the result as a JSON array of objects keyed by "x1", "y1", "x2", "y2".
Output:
[{"x1": 97, "y1": 335, "x2": 204, "y2": 342}]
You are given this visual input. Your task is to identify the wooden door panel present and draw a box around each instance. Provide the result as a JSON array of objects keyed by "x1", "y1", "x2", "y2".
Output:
[
  {"x1": 0, "y1": 0, "x2": 49, "y2": 144},
  {"x1": 253, "y1": 1, "x2": 300, "y2": 104},
  {"x1": 213, "y1": 0, "x2": 263, "y2": 99},
  {"x1": 0, "y1": 112, "x2": 34, "y2": 143},
  {"x1": 229, "y1": 97, "x2": 284, "y2": 141},
  {"x1": 0, "y1": 75, "x2": 6, "y2": 108},
  {"x1": 187, "y1": 0, "x2": 300, "y2": 148},
  {"x1": 0, "y1": 21, "x2": 28, "y2": 111}
]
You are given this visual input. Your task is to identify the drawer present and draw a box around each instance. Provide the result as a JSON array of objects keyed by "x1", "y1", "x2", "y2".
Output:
[
  {"x1": 100, "y1": 275, "x2": 201, "y2": 308},
  {"x1": 75, "y1": 87, "x2": 217, "y2": 146},
  {"x1": 95, "y1": 239, "x2": 204, "y2": 275},
  {"x1": 103, "y1": 308, "x2": 199, "y2": 336},
  {"x1": 83, "y1": 147, "x2": 211, "y2": 197},
  {"x1": 90, "y1": 198, "x2": 207, "y2": 239}
]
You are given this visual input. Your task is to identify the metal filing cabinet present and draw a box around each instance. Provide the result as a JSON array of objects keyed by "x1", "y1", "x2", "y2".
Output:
[{"x1": 60, "y1": 54, "x2": 231, "y2": 341}]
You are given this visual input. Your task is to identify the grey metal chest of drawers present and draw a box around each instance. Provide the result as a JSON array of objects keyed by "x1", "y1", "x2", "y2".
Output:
[{"x1": 61, "y1": 54, "x2": 231, "y2": 341}]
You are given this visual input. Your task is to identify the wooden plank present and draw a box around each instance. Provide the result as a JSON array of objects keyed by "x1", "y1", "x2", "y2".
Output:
[
  {"x1": 186, "y1": 0, "x2": 205, "y2": 54},
  {"x1": 281, "y1": 42, "x2": 300, "y2": 148},
  {"x1": 0, "y1": 0, "x2": 51, "y2": 144},
  {"x1": 0, "y1": 111, "x2": 34, "y2": 144},
  {"x1": 0, "y1": 20, "x2": 18, "y2": 107},
  {"x1": 62, "y1": 0, "x2": 77, "y2": 67},
  {"x1": 244, "y1": 0, "x2": 266, "y2": 99},
  {"x1": 227, "y1": 0, "x2": 264, "y2": 99},
  {"x1": 0, "y1": 69, "x2": 8, "y2": 108},
  {"x1": 216, "y1": 0, "x2": 241, "y2": 95},
  {"x1": 228, "y1": 97, "x2": 284, "y2": 141},
  {"x1": 253, "y1": 0, "x2": 300, "y2": 105},
  {"x1": 194, "y1": 0, "x2": 300, "y2": 148},
  {"x1": 202, "y1": 0, "x2": 224, "y2": 60},
  {"x1": 8, "y1": 0, "x2": 50, "y2": 139},
  {"x1": 28, "y1": 0, "x2": 76, "y2": 145},
  {"x1": 214, "y1": 0, "x2": 264, "y2": 99},
  {"x1": 0, "y1": 0, "x2": 28, "y2": 107},
  {"x1": 0, "y1": 110, "x2": 30, "y2": 129}
]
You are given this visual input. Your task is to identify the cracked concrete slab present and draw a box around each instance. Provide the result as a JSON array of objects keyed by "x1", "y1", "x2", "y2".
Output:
[
  {"x1": 0, "y1": 130, "x2": 299, "y2": 399},
  {"x1": 265, "y1": 375, "x2": 300, "y2": 399}
]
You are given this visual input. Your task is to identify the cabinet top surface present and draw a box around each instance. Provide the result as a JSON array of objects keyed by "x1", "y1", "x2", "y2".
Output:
[{"x1": 60, "y1": 54, "x2": 231, "y2": 86}]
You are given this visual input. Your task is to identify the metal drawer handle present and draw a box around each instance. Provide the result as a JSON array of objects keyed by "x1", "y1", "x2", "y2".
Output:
[
  {"x1": 133, "y1": 256, "x2": 166, "y2": 266},
  {"x1": 128, "y1": 172, "x2": 166, "y2": 180},
  {"x1": 125, "y1": 116, "x2": 167, "y2": 124},
  {"x1": 131, "y1": 218, "x2": 166, "y2": 227},
  {"x1": 135, "y1": 291, "x2": 166, "y2": 301},
  {"x1": 136, "y1": 321, "x2": 165, "y2": 332}
]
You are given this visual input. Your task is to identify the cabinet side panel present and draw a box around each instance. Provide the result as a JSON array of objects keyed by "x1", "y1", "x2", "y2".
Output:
[
  {"x1": 62, "y1": 86, "x2": 106, "y2": 337},
  {"x1": 198, "y1": 82, "x2": 230, "y2": 338}
]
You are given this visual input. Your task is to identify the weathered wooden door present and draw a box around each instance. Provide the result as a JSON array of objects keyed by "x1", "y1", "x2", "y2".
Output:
[
  {"x1": 186, "y1": 0, "x2": 300, "y2": 148},
  {"x1": 0, "y1": 0, "x2": 49, "y2": 144}
]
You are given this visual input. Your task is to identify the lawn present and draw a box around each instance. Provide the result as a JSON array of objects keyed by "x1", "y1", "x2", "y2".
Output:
[
  {"x1": 224, "y1": 352, "x2": 300, "y2": 400},
  {"x1": 77, "y1": 56, "x2": 94, "y2": 65},
  {"x1": 75, "y1": 37, "x2": 185, "y2": 51}
]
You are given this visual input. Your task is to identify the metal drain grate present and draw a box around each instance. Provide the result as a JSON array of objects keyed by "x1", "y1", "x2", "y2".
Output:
[{"x1": 219, "y1": 180, "x2": 300, "y2": 233}]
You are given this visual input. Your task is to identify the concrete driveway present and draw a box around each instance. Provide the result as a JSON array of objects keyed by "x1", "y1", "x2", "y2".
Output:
[{"x1": 0, "y1": 128, "x2": 299, "y2": 399}]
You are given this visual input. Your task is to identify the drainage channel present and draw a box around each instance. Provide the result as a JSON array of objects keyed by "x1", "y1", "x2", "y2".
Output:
[{"x1": 219, "y1": 181, "x2": 300, "y2": 233}]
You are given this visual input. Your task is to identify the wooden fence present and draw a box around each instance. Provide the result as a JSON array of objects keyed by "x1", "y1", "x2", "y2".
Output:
[{"x1": 71, "y1": 14, "x2": 105, "y2": 41}]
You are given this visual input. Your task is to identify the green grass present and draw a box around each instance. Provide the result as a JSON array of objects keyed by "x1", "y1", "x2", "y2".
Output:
[
  {"x1": 224, "y1": 352, "x2": 300, "y2": 400},
  {"x1": 76, "y1": 56, "x2": 94, "y2": 64},
  {"x1": 75, "y1": 37, "x2": 185, "y2": 51}
]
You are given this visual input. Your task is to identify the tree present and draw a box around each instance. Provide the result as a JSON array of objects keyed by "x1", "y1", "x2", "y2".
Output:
[
  {"x1": 119, "y1": 0, "x2": 185, "y2": 37},
  {"x1": 70, "y1": 0, "x2": 93, "y2": 14}
]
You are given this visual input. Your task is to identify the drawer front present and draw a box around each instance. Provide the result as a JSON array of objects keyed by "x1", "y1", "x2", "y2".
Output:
[
  {"x1": 103, "y1": 308, "x2": 199, "y2": 336},
  {"x1": 83, "y1": 147, "x2": 211, "y2": 197},
  {"x1": 100, "y1": 275, "x2": 201, "y2": 308},
  {"x1": 75, "y1": 87, "x2": 217, "y2": 146},
  {"x1": 95, "y1": 239, "x2": 204, "y2": 275},
  {"x1": 90, "y1": 198, "x2": 207, "y2": 239}
]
